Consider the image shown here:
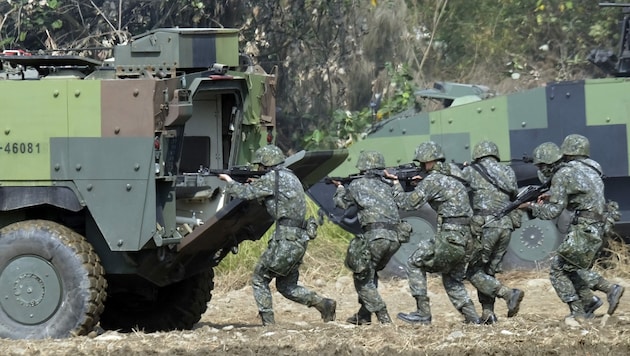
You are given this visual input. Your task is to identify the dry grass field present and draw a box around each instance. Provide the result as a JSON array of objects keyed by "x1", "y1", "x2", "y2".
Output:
[{"x1": 1, "y1": 240, "x2": 629, "y2": 355}]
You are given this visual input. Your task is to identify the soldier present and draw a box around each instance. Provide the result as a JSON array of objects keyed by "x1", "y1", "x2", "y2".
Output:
[
  {"x1": 387, "y1": 141, "x2": 481, "y2": 325},
  {"x1": 332, "y1": 150, "x2": 403, "y2": 325},
  {"x1": 560, "y1": 134, "x2": 624, "y2": 316},
  {"x1": 219, "y1": 144, "x2": 336, "y2": 326},
  {"x1": 520, "y1": 142, "x2": 604, "y2": 319},
  {"x1": 462, "y1": 140, "x2": 525, "y2": 324}
]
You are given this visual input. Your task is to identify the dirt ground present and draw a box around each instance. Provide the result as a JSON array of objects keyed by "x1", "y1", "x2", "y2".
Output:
[{"x1": 1, "y1": 270, "x2": 629, "y2": 355}]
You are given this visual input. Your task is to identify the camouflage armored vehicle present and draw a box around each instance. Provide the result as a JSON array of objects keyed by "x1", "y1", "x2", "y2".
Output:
[
  {"x1": 308, "y1": 3, "x2": 630, "y2": 274},
  {"x1": 0, "y1": 28, "x2": 346, "y2": 339}
]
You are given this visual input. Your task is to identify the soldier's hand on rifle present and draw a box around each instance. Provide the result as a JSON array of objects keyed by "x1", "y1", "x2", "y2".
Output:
[
  {"x1": 537, "y1": 193, "x2": 549, "y2": 203},
  {"x1": 331, "y1": 179, "x2": 342, "y2": 187},
  {"x1": 218, "y1": 174, "x2": 233, "y2": 183},
  {"x1": 383, "y1": 170, "x2": 399, "y2": 181}
]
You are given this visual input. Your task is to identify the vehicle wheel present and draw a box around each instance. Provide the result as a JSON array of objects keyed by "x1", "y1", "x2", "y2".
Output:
[
  {"x1": 501, "y1": 214, "x2": 565, "y2": 270},
  {"x1": 0, "y1": 220, "x2": 107, "y2": 339},
  {"x1": 381, "y1": 205, "x2": 437, "y2": 278},
  {"x1": 99, "y1": 270, "x2": 213, "y2": 332}
]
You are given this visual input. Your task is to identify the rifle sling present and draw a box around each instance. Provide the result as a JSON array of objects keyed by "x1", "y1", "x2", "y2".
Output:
[
  {"x1": 470, "y1": 163, "x2": 514, "y2": 199},
  {"x1": 577, "y1": 160, "x2": 603, "y2": 178}
]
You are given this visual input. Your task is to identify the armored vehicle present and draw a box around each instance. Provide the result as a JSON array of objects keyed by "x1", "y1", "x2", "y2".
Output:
[
  {"x1": 0, "y1": 28, "x2": 346, "y2": 339},
  {"x1": 308, "y1": 3, "x2": 630, "y2": 274}
]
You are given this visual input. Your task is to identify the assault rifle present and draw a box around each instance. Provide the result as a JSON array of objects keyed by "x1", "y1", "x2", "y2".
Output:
[
  {"x1": 206, "y1": 166, "x2": 265, "y2": 183},
  {"x1": 325, "y1": 163, "x2": 425, "y2": 188},
  {"x1": 482, "y1": 180, "x2": 551, "y2": 227}
]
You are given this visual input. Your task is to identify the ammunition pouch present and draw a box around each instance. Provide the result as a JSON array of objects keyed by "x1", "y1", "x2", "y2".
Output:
[
  {"x1": 345, "y1": 235, "x2": 371, "y2": 273},
  {"x1": 509, "y1": 210, "x2": 523, "y2": 229},
  {"x1": 571, "y1": 210, "x2": 604, "y2": 224},
  {"x1": 556, "y1": 228, "x2": 601, "y2": 269},
  {"x1": 470, "y1": 215, "x2": 485, "y2": 236},
  {"x1": 305, "y1": 217, "x2": 319, "y2": 239},
  {"x1": 396, "y1": 220, "x2": 413, "y2": 243},
  {"x1": 265, "y1": 238, "x2": 306, "y2": 276}
]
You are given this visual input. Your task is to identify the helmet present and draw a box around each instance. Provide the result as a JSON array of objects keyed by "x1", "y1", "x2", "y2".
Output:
[
  {"x1": 356, "y1": 150, "x2": 386, "y2": 170},
  {"x1": 252, "y1": 145, "x2": 285, "y2": 166},
  {"x1": 414, "y1": 141, "x2": 445, "y2": 163},
  {"x1": 532, "y1": 142, "x2": 562, "y2": 165},
  {"x1": 561, "y1": 134, "x2": 590, "y2": 157},
  {"x1": 472, "y1": 140, "x2": 500, "y2": 161}
]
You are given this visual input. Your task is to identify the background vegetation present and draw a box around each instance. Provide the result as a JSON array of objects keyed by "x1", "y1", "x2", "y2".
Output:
[{"x1": 1, "y1": 0, "x2": 623, "y2": 152}]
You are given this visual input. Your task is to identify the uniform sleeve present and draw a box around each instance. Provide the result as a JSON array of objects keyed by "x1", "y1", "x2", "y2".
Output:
[
  {"x1": 392, "y1": 180, "x2": 428, "y2": 210},
  {"x1": 224, "y1": 172, "x2": 274, "y2": 200},
  {"x1": 530, "y1": 172, "x2": 566, "y2": 220}
]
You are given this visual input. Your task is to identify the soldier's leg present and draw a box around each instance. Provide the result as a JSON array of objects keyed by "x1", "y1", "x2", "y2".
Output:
[
  {"x1": 443, "y1": 265, "x2": 481, "y2": 324},
  {"x1": 353, "y1": 238, "x2": 396, "y2": 323},
  {"x1": 487, "y1": 228, "x2": 512, "y2": 275},
  {"x1": 467, "y1": 261, "x2": 498, "y2": 324},
  {"x1": 397, "y1": 257, "x2": 432, "y2": 325},
  {"x1": 276, "y1": 266, "x2": 336, "y2": 322},
  {"x1": 252, "y1": 260, "x2": 275, "y2": 325},
  {"x1": 550, "y1": 255, "x2": 585, "y2": 318},
  {"x1": 579, "y1": 268, "x2": 624, "y2": 315}
]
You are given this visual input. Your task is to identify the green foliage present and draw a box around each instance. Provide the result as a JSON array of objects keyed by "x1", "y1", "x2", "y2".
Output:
[
  {"x1": 303, "y1": 61, "x2": 417, "y2": 150},
  {"x1": 0, "y1": 0, "x2": 624, "y2": 151}
]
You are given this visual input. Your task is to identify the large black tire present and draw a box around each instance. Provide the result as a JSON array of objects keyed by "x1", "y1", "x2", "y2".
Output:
[
  {"x1": 381, "y1": 205, "x2": 437, "y2": 279},
  {"x1": 99, "y1": 270, "x2": 213, "y2": 332},
  {"x1": 0, "y1": 220, "x2": 107, "y2": 339}
]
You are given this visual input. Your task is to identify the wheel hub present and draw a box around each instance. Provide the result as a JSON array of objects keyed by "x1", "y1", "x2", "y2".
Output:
[
  {"x1": 509, "y1": 220, "x2": 560, "y2": 262},
  {"x1": 0, "y1": 255, "x2": 62, "y2": 324}
]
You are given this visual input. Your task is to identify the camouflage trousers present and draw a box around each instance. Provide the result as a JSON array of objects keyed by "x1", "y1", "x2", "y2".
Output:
[
  {"x1": 352, "y1": 229, "x2": 400, "y2": 313},
  {"x1": 252, "y1": 227, "x2": 323, "y2": 314},
  {"x1": 466, "y1": 227, "x2": 512, "y2": 303},
  {"x1": 407, "y1": 227, "x2": 473, "y2": 310},
  {"x1": 550, "y1": 222, "x2": 602, "y2": 304}
]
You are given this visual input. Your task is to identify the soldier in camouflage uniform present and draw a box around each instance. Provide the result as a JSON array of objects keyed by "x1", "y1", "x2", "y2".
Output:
[
  {"x1": 462, "y1": 140, "x2": 525, "y2": 324},
  {"x1": 520, "y1": 142, "x2": 604, "y2": 319},
  {"x1": 332, "y1": 150, "x2": 402, "y2": 324},
  {"x1": 387, "y1": 141, "x2": 481, "y2": 325},
  {"x1": 560, "y1": 134, "x2": 624, "y2": 316},
  {"x1": 219, "y1": 145, "x2": 336, "y2": 326}
]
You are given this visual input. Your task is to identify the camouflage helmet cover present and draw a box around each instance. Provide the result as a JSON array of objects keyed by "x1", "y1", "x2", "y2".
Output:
[
  {"x1": 414, "y1": 141, "x2": 445, "y2": 163},
  {"x1": 356, "y1": 150, "x2": 386, "y2": 170},
  {"x1": 472, "y1": 140, "x2": 500, "y2": 160},
  {"x1": 561, "y1": 134, "x2": 590, "y2": 157},
  {"x1": 532, "y1": 142, "x2": 562, "y2": 165},
  {"x1": 252, "y1": 144, "x2": 285, "y2": 166}
]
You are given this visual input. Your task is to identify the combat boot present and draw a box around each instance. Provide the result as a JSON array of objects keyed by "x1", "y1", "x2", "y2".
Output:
[
  {"x1": 459, "y1": 302, "x2": 481, "y2": 324},
  {"x1": 375, "y1": 308, "x2": 392, "y2": 324},
  {"x1": 505, "y1": 288, "x2": 525, "y2": 318},
  {"x1": 584, "y1": 295, "x2": 603, "y2": 318},
  {"x1": 259, "y1": 311, "x2": 275, "y2": 326},
  {"x1": 567, "y1": 300, "x2": 586, "y2": 319},
  {"x1": 396, "y1": 296, "x2": 432, "y2": 325},
  {"x1": 313, "y1": 298, "x2": 337, "y2": 322},
  {"x1": 481, "y1": 302, "x2": 497, "y2": 325},
  {"x1": 607, "y1": 284, "x2": 625, "y2": 315},
  {"x1": 346, "y1": 305, "x2": 372, "y2": 325}
]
